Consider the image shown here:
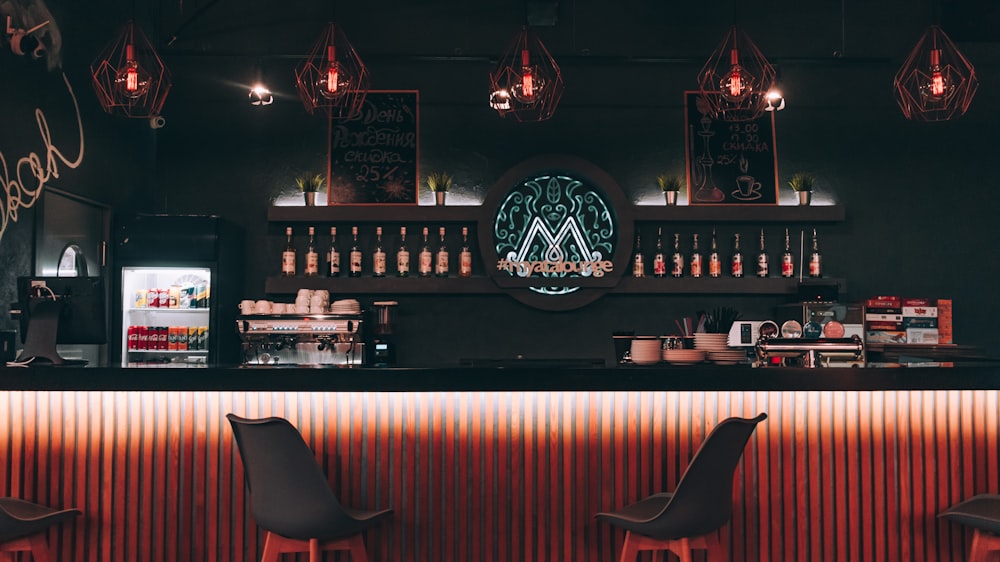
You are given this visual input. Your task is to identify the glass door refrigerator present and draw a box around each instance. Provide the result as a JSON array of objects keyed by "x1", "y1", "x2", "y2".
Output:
[{"x1": 113, "y1": 214, "x2": 243, "y2": 367}]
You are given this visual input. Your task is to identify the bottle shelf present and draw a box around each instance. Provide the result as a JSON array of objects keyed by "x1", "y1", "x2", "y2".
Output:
[
  {"x1": 268, "y1": 204, "x2": 845, "y2": 224},
  {"x1": 127, "y1": 349, "x2": 209, "y2": 355},
  {"x1": 126, "y1": 307, "x2": 210, "y2": 313},
  {"x1": 265, "y1": 275, "x2": 845, "y2": 296}
]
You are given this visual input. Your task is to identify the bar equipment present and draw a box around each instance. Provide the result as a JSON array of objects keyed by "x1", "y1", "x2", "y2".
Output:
[
  {"x1": 755, "y1": 335, "x2": 865, "y2": 368},
  {"x1": 237, "y1": 313, "x2": 364, "y2": 366},
  {"x1": 370, "y1": 301, "x2": 397, "y2": 366}
]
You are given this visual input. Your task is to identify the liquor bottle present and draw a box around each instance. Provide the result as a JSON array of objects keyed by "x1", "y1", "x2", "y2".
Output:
[
  {"x1": 281, "y1": 227, "x2": 296, "y2": 277},
  {"x1": 708, "y1": 228, "x2": 721, "y2": 278},
  {"x1": 632, "y1": 233, "x2": 645, "y2": 278},
  {"x1": 304, "y1": 226, "x2": 319, "y2": 276},
  {"x1": 349, "y1": 226, "x2": 362, "y2": 277},
  {"x1": 731, "y1": 233, "x2": 744, "y2": 278},
  {"x1": 781, "y1": 228, "x2": 794, "y2": 278},
  {"x1": 418, "y1": 227, "x2": 433, "y2": 277},
  {"x1": 326, "y1": 226, "x2": 340, "y2": 277},
  {"x1": 689, "y1": 234, "x2": 703, "y2": 278},
  {"x1": 671, "y1": 233, "x2": 684, "y2": 278},
  {"x1": 435, "y1": 226, "x2": 449, "y2": 277},
  {"x1": 373, "y1": 226, "x2": 387, "y2": 277},
  {"x1": 809, "y1": 228, "x2": 822, "y2": 277},
  {"x1": 459, "y1": 226, "x2": 473, "y2": 278},
  {"x1": 653, "y1": 227, "x2": 667, "y2": 278},
  {"x1": 396, "y1": 226, "x2": 410, "y2": 277},
  {"x1": 756, "y1": 228, "x2": 769, "y2": 278}
]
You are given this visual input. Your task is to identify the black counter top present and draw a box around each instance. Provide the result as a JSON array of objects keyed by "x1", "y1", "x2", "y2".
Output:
[{"x1": 1, "y1": 363, "x2": 999, "y2": 391}]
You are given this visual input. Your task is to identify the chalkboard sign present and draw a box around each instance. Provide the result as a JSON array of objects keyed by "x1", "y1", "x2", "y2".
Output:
[
  {"x1": 328, "y1": 91, "x2": 419, "y2": 205},
  {"x1": 684, "y1": 92, "x2": 778, "y2": 205}
]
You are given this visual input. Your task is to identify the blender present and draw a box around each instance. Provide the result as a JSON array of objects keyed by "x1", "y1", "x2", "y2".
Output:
[{"x1": 371, "y1": 301, "x2": 398, "y2": 366}]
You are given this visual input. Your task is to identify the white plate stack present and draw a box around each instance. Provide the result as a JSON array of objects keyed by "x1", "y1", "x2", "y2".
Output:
[
  {"x1": 630, "y1": 338, "x2": 662, "y2": 366},
  {"x1": 693, "y1": 333, "x2": 730, "y2": 352},
  {"x1": 662, "y1": 349, "x2": 707, "y2": 365},
  {"x1": 707, "y1": 350, "x2": 748, "y2": 365},
  {"x1": 330, "y1": 299, "x2": 361, "y2": 315}
]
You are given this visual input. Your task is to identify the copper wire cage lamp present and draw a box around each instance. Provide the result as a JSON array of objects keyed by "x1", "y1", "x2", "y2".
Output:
[
  {"x1": 294, "y1": 22, "x2": 370, "y2": 119},
  {"x1": 893, "y1": 25, "x2": 978, "y2": 122},
  {"x1": 489, "y1": 26, "x2": 564, "y2": 122},
  {"x1": 696, "y1": 25, "x2": 776, "y2": 122},
  {"x1": 90, "y1": 20, "x2": 171, "y2": 119}
]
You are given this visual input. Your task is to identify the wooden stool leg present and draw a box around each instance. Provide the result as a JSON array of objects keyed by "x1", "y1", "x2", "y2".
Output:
[
  {"x1": 260, "y1": 531, "x2": 281, "y2": 562},
  {"x1": 27, "y1": 534, "x2": 52, "y2": 562},
  {"x1": 618, "y1": 531, "x2": 640, "y2": 562},
  {"x1": 347, "y1": 534, "x2": 369, "y2": 562},
  {"x1": 969, "y1": 529, "x2": 1000, "y2": 562}
]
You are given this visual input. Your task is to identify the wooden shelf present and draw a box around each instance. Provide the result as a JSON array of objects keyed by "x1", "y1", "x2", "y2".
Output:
[
  {"x1": 266, "y1": 274, "x2": 845, "y2": 296},
  {"x1": 268, "y1": 204, "x2": 846, "y2": 224}
]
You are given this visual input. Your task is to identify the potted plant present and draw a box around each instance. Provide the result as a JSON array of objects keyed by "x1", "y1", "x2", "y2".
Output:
[
  {"x1": 788, "y1": 173, "x2": 815, "y2": 206},
  {"x1": 657, "y1": 175, "x2": 683, "y2": 206},
  {"x1": 296, "y1": 173, "x2": 325, "y2": 206},
  {"x1": 427, "y1": 171, "x2": 452, "y2": 206}
]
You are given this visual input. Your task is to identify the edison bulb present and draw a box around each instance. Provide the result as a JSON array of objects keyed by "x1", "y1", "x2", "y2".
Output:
[
  {"x1": 317, "y1": 62, "x2": 350, "y2": 100},
  {"x1": 114, "y1": 60, "x2": 151, "y2": 99},
  {"x1": 510, "y1": 67, "x2": 545, "y2": 104},
  {"x1": 719, "y1": 64, "x2": 754, "y2": 102},
  {"x1": 919, "y1": 67, "x2": 950, "y2": 103}
]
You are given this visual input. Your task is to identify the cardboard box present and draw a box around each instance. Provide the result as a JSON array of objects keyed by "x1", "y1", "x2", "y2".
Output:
[
  {"x1": 866, "y1": 330, "x2": 907, "y2": 344},
  {"x1": 902, "y1": 298, "x2": 936, "y2": 307},
  {"x1": 867, "y1": 296, "x2": 901, "y2": 308},
  {"x1": 866, "y1": 313, "x2": 904, "y2": 322},
  {"x1": 866, "y1": 321, "x2": 904, "y2": 331},
  {"x1": 902, "y1": 317, "x2": 938, "y2": 328},
  {"x1": 902, "y1": 306, "x2": 938, "y2": 318},
  {"x1": 906, "y1": 328, "x2": 940, "y2": 344},
  {"x1": 937, "y1": 299, "x2": 953, "y2": 344}
]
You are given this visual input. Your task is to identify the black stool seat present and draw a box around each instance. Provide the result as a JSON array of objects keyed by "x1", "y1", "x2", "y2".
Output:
[
  {"x1": 940, "y1": 494, "x2": 1000, "y2": 535},
  {"x1": 0, "y1": 498, "x2": 80, "y2": 543}
]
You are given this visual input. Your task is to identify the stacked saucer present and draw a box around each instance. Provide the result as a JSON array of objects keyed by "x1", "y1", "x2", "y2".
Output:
[
  {"x1": 707, "y1": 350, "x2": 748, "y2": 365},
  {"x1": 662, "y1": 349, "x2": 707, "y2": 365},
  {"x1": 693, "y1": 333, "x2": 731, "y2": 352},
  {"x1": 330, "y1": 299, "x2": 361, "y2": 315},
  {"x1": 630, "y1": 337, "x2": 662, "y2": 366}
]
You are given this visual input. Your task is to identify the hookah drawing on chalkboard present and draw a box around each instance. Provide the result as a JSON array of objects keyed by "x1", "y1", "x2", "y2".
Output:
[
  {"x1": 732, "y1": 154, "x2": 762, "y2": 201},
  {"x1": 690, "y1": 97, "x2": 725, "y2": 202}
]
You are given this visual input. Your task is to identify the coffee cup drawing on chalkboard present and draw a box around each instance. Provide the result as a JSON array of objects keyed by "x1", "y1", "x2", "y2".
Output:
[{"x1": 732, "y1": 155, "x2": 763, "y2": 201}]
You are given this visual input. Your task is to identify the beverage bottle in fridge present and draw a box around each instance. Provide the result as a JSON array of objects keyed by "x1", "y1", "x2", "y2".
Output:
[
  {"x1": 281, "y1": 227, "x2": 296, "y2": 277},
  {"x1": 327, "y1": 226, "x2": 340, "y2": 277},
  {"x1": 435, "y1": 227, "x2": 449, "y2": 277},
  {"x1": 304, "y1": 226, "x2": 319, "y2": 276},
  {"x1": 419, "y1": 227, "x2": 433, "y2": 278},
  {"x1": 459, "y1": 226, "x2": 472, "y2": 278},
  {"x1": 731, "y1": 233, "x2": 744, "y2": 278},
  {"x1": 373, "y1": 226, "x2": 387, "y2": 277},
  {"x1": 349, "y1": 226, "x2": 362, "y2": 277},
  {"x1": 756, "y1": 228, "x2": 769, "y2": 278},
  {"x1": 397, "y1": 226, "x2": 410, "y2": 277},
  {"x1": 708, "y1": 228, "x2": 721, "y2": 278},
  {"x1": 689, "y1": 234, "x2": 703, "y2": 278},
  {"x1": 781, "y1": 228, "x2": 795, "y2": 278}
]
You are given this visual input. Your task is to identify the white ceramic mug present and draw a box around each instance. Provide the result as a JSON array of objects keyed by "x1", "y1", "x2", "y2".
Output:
[
  {"x1": 271, "y1": 303, "x2": 288, "y2": 315},
  {"x1": 255, "y1": 300, "x2": 272, "y2": 314},
  {"x1": 239, "y1": 300, "x2": 255, "y2": 315},
  {"x1": 294, "y1": 304, "x2": 309, "y2": 315},
  {"x1": 313, "y1": 290, "x2": 330, "y2": 302},
  {"x1": 297, "y1": 289, "x2": 314, "y2": 299}
]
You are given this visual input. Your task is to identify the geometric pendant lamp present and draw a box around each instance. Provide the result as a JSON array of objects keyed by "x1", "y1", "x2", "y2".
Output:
[
  {"x1": 90, "y1": 20, "x2": 171, "y2": 119},
  {"x1": 696, "y1": 26, "x2": 776, "y2": 122},
  {"x1": 893, "y1": 25, "x2": 978, "y2": 122},
  {"x1": 294, "y1": 22, "x2": 370, "y2": 119},
  {"x1": 489, "y1": 26, "x2": 564, "y2": 122}
]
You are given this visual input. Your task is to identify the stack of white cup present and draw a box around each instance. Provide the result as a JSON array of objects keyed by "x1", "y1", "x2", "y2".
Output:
[{"x1": 295, "y1": 289, "x2": 330, "y2": 315}]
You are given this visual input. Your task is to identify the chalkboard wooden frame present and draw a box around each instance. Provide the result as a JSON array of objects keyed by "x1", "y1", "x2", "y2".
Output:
[
  {"x1": 684, "y1": 91, "x2": 779, "y2": 205},
  {"x1": 327, "y1": 90, "x2": 420, "y2": 205}
]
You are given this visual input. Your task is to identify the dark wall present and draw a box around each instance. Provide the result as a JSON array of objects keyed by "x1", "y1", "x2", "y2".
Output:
[{"x1": 2, "y1": 1, "x2": 998, "y2": 362}]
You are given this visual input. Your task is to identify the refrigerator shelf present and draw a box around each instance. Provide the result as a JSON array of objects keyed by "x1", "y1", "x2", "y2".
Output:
[
  {"x1": 126, "y1": 308, "x2": 211, "y2": 313},
  {"x1": 127, "y1": 349, "x2": 209, "y2": 355}
]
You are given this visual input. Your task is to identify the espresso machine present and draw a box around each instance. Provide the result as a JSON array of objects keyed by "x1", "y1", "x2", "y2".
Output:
[
  {"x1": 237, "y1": 313, "x2": 365, "y2": 366},
  {"x1": 370, "y1": 301, "x2": 397, "y2": 366}
]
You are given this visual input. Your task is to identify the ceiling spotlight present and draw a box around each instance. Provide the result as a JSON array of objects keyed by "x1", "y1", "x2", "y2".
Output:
[
  {"x1": 5, "y1": 16, "x2": 49, "y2": 59},
  {"x1": 764, "y1": 88, "x2": 785, "y2": 111},
  {"x1": 249, "y1": 84, "x2": 273, "y2": 106}
]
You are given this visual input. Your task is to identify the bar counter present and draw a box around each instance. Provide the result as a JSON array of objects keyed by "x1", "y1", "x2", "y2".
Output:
[{"x1": 2, "y1": 363, "x2": 999, "y2": 562}]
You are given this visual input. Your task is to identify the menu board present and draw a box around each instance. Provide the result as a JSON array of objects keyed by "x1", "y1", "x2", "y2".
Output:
[
  {"x1": 684, "y1": 92, "x2": 778, "y2": 205},
  {"x1": 328, "y1": 91, "x2": 419, "y2": 204}
]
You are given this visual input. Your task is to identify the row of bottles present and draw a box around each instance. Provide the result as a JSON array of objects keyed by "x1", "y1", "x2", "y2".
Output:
[
  {"x1": 633, "y1": 227, "x2": 823, "y2": 278},
  {"x1": 281, "y1": 226, "x2": 474, "y2": 278}
]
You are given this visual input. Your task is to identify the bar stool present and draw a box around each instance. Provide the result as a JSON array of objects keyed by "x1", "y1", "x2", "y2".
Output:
[
  {"x1": 0, "y1": 498, "x2": 81, "y2": 562},
  {"x1": 940, "y1": 494, "x2": 1000, "y2": 562},
  {"x1": 596, "y1": 413, "x2": 766, "y2": 562}
]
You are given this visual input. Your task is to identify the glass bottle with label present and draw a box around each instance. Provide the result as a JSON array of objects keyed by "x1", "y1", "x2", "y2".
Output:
[
  {"x1": 304, "y1": 226, "x2": 319, "y2": 277},
  {"x1": 632, "y1": 233, "x2": 645, "y2": 278},
  {"x1": 459, "y1": 226, "x2": 473, "y2": 278},
  {"x1": 349, "y1": 226, "x2": 362, "y2": 277},
  {"x1": 731, "y1": 233, "x2": 744, "y2": 278},
  {"x1": 671, "y1": 233, "x2": 684, "y2": 278},
  {"x1": 689, "y1": 234, "x2": 703, "y2": 278},
  {"x1": 653, "y1": 227, "x2": 667, "y2": 278},
  {"x1": 708, "y1": 228, "x2": 721, "y2": 278},
  {"x1": 435, "y1": 227, "x2": 449, "y2": 277},
  {"x1": 281, "y1": 227, "x2": 296, "y2": 277},
  {"x1": 419, "y1": 227, "x2": 433, "y2": 277},
  {"x1": 396, "y1": 226, "x2": 410, "y2": 277},
  {"x1": 327, "y1": 226, "x2": 340, "y2": 277},
  {"x1": 373, "y1": 226, "x2": 387, "y2": 277},
  {"x1": 756, "y1": 228, "x2": 769, "y2": 278},
  {"x1": 781, "y1": 227, "x2": 794, "y2": 278},
  {"x1": 809, "y1": 228, "x2": 822, "y2": 277}
]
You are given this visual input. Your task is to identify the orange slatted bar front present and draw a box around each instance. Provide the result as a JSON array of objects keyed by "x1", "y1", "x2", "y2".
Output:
[{"x1": 0, "y1": 390, "x2": 993, "y2": 562}]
